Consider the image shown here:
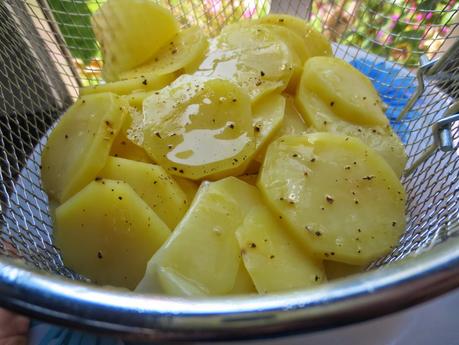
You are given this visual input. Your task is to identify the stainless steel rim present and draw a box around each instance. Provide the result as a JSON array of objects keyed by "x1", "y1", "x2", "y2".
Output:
[{"x1": 0, "y1": 237, "x2": 458, "y2": 341}]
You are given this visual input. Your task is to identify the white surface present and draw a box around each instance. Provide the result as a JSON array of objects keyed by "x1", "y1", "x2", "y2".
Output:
[{"x1": 215, "y1": 288, "x2": 459, "y2": 345}]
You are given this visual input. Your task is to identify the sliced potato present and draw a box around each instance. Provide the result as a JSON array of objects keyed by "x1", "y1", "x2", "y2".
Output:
[
  {"x1": 255, "y1": 95, "x2": 308, "y2": 162},
  {"x1": 173, "y1": 177, "x2": 199, "y2": 204},
  {"x1": 324, "y1": 261, "x2": 364, "y2": 281},
  {"x1": 237, "y1": 174, "x2": 258, "y2": 185},
  {"x1": 55, "y1": 179, "x2": 170, "y2": 289},
  {"x1": 258, "y1": 134, "x2": 406, "y2": 265},
  {"x1": 299, "y1": 57, "x2": 388, "y2": 126},
  {"x1": 236, "y1": 206, "x2": 326, "y2": 293},
  {"x1": 296, "y1": 87, "x2": 406, "y2": 176},
  {"x1": 111, "y1": 110, "x2": 153, "y2": 163},
  {"x1": 80, "y1": 72, "x2": 176, "y2": 96},
  {"x1": 119, "y1": 26, "x2": 208, "y2": 80},
  {"x1": 99, "y1": 157, "x2": 188, "y2": 229},
  {"x1": 92, "y1": 0, "x2": 179, "y2": 80},
  {"x1": 195, "y1": 24, "x2": 294, "y2": 102},
  {"x1": 139, "y1": 77, "x2": 255, "y2": 180},
  {"x1": 137, "y1": 177, "x2": 262, "y2": 296},
  {"x1": 41, "y1": 93, "x2": 126, "y2": 202},
  {"x1": 252, "y1": 94, "x2": 286, "y2": 154},
  {"x1": 229, "y1": 262, "x2": 257, "y2": 294},
  {"x1": 258, "y1": 14, "x2": 332, "y2": 58}
]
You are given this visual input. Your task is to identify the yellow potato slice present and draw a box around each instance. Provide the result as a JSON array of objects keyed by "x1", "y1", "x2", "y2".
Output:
[
  {"x1": 173, "y1": 177, "x2": 199, "y2": 204},
  {"x1": 295, "y1": 87, "x2": 406, "y2": 176},
  {"x1": 92, "y1": 0, "x2": 179, "y2": 80},
  {"x1": 237, "y1": 174, "x2": 258, "y2": 186},
  {"x1": 255, "y1": 95, "x2": 308, "y2": 163},
  {"x1": 258, "y1": 14, "x2": 333, "y2": 58},
  {"x1": 119, "y1": 26, "x2": 209, "y2": 80},
  {"x1": 324, "y1": 261, "x2": 364, "y2": 281},
  {"x1": 99, "y1": 157, "x2": 188, "y2": 229},
  {"x1": 195, "y1": 24, "x2": 294, "y2": 102},
  {"x1": 55, "y1": 179, "x2": 170, "y2": 290},
  {"x1": 258, "y1": 133, "x2": 406, "y2": 266},
  {"x1": 80, "y1": 72, "x2": 176, "y2": 96},
  {"x1": 111, "y1": 110, "x2": 153, "y2": 163},
  {"x1": 41, "y1": 93, "x2": 126, "y2": 203},
  {"x1": 138, "y1": 77, "x2": 255, "y2": 180},
  {"x1": 299, "y1": 57, "x2": 388, "y2": 126},
  {"x1": 252, "y1": 94, "x2": 286, "y2": 154},
  {"x1": 236, "y1": 206, "x2": 326, "y2": 294},
  {"x1": 136, "y1": 177, "x2": 262, "y2": 296},
  {"x1": 229, "y1": 262, "x2": 257, "y2": 294}
]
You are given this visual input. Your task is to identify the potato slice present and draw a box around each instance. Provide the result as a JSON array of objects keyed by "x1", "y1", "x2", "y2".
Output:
[
  {"x1": 236, "y1": 206, "x2": 326, "y2": 293},
  {"x1": 173, "y1": 177, "x2": 199, "y2": 204},
  {"x1": 138, "y1": 77, "x2": 255, "y2": 180},
  {"x1": 299, "y1": 57, "x2": 388, "y2": 127},
  {"x1": 295, "y1": 87, "x2": 406, "y2": 176},
  {"x1": 229, "y1": 262, "x2": 257, "y2": 294},
  {"x1": 136, "y1": 177, "x2": 262, "y2": 296},
  {"x1": 119, "y1": 26, "x2": 208, "y2": 80},
  {"x1": 99, "y1": 157, "x2": 188, "y2": 229},
  {"x1": 195, "y1": 24, "x2": 294, "y2": 102},
  {"x1": 41, "y1": 93, "x2": 126, "y2": 202},
  {"x1": 80, "y1": 72, "x2": 176, "y2": 96},
  {"x1": 258, "y1": 14, "x2": 332, "y2": 58},
  {"x1": 255, "y1": 95, "x2": 308, "y2": 163},
  {"x1": 55, "y1": 179, "x2": 170, "y2": 290},
  {"x1": 110, "y1": 109, "x2": 153, "y2": 163},
  {"x1": 237, "y1": 174, "x2": 258, "y2": 186},
  {"x1": 258, "y1": 134, "x2": 406, "y2": 265},
  {"x1": 92, "y1": 0, "x2": 179, "y2": 80},
  {"x1": 324, "y1": 261, "x2": 364, "y2": 281},
  {"x1": 252, "y1": 94, "x2": 286, "y2": 154}
]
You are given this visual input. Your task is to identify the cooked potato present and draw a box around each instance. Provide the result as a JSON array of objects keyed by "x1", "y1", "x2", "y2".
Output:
[
  {"x1": 252, "y1": 94, "x2": 286, "y2": 154},
  {"x1": 324, "y1": 261, "x2": 364, "y2": 281},
  {"x1": 195, "y1": 24, "x2": 294, "y2": 102},
  {"x1": 237, "y1": 174, "x2": 258, "y2": 185},
  {"x1": 258, "y1": 133, "x2": 406, "y2": 266},
  {"x1": 258, "y1": 14, "x2": 332, "y2": 58},
  {"x1": 236, "y1": 206, "x2": 326, "y2": 293},
  {"x1": 110, "y1": 110, "x2": 153, "y2": 163},
  {"x1": 99, "y1": 157, "x2": 188, "y2": 228},
  {"x1": 80, "y1": 72, "x2": 176, "y2": 96},
  {"x1": 229, "y1": 262, "x2": 257, "y2": 294},
  {"x1": 136, "y1": 177, "x2": 262, "y2": 296},
  {"x1": 41, "y1": 93, "x2": 126, "y2": 202},
  {"x1": 255, "y1": 95, "x2": 308, "y2": 162},
  {"x1": 296, "y1": 85, "x2": 406, "y2": 176},
  {"x1": 298, "y1": 57, "x2": 388, "y2": 126},
  {"x1": 54, "y1": 179, "x2": 170, "y2": 290},
  {"x1": 119, "y1": 26, "x2": 208, "y2": 80},
  {"x1": 139, "y1": 77, "x2": 255, "y2": 180},
  {"x1": 92, "y1": 0, "x2": 179, "y2": 80},
  {"x1": 173, "y1": 177, "x2": 199, "y2": 204}
]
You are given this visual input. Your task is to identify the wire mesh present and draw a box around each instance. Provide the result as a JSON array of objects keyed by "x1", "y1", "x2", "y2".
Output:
[{"x1": 0, "y1": 0, "x2": 458, "y2": 282}]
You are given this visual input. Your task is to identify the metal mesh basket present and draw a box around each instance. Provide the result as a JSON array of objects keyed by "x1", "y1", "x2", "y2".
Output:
[{"x1": 0, "y1": 0, "x2": 458, "y2": 341}]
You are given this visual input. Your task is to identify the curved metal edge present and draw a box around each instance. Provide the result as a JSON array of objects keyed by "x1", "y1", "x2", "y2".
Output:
[{"x1": 0, "y1": 238, "x2": 459, "y2": 342}]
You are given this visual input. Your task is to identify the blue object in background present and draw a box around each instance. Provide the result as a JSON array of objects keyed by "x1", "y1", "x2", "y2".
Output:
[{"x1": 350, "y1": 59, "x2": 420, "y2": 143}]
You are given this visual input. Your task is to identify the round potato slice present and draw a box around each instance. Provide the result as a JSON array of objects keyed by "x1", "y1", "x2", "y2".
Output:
[
  {"x1": 119, "y1": 26, "x2": 209, "y2": 80},
  {"x1": 258, "y1": 133, "x2": 406, "y2": 266},
  {"x1": 137, "y1": 76, "x2": 255, "y2": 180},
  {"x1": 258, "y1": 14, "x2": 332, "y2": 58},
  {"x1": 300, "y1": 57, "x2": 388, "y2": 127},
  {"x1": 92, "y1": 0, "x2": 179, "y2": 80},
  {"x1": 195, "y1": 24, "x2": 294, "y2": 102},
  {"x1": 295, "y1": 87, "x2": 407, "y2": 176}
]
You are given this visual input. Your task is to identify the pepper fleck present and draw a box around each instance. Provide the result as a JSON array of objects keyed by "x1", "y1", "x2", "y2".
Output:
[
  {"x1": 325, "y1": 195, "x2": 334, "y2": 204},
  {"x1": 142, "y1": 79, "x2": 148, "y2": 85},
  {"x1": 97, "y1": 251, "x2": 103, "y2": 259},
  {"x1": 249, "y1": 242, "x2": 257, "y2": 248}
]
